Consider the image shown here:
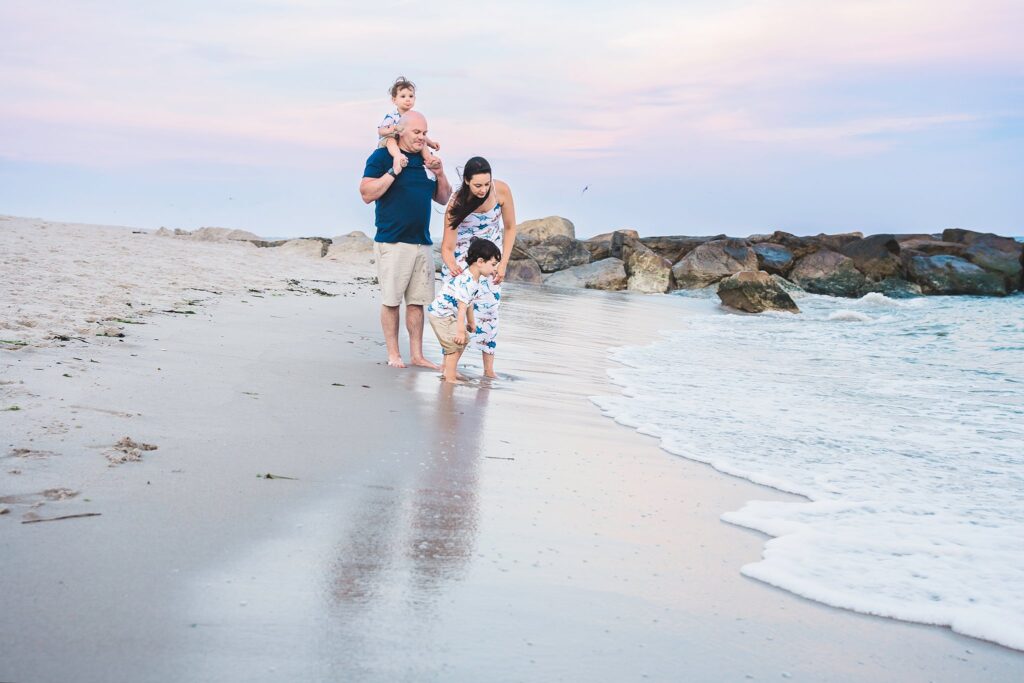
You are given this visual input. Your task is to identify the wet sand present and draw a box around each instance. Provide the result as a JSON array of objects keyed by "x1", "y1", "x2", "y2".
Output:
[{"x1": 2, "y1": 221, "x2": 1023, "y2": 682}]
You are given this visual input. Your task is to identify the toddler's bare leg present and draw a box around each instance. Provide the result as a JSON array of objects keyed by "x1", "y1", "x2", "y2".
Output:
[
  {"x1": 442, "y1": 350, "x2": 463, "y2": 383},
  {"x1": 482, "y1": 352, "x2": 497, "y2": 379}
]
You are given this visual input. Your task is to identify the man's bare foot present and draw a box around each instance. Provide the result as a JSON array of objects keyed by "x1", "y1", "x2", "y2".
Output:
[
  {"x1": 410, "y1": 356, "x2": 440, "y2": 370},
  {"x1": 387, "y1": 355, "x2": 406, "y2": 368}
]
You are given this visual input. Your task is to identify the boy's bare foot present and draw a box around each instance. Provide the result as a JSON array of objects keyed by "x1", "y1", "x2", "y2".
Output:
[
  {"x1": 387, "y1": 355, "x2": 406, "y2": 368},
  {"x1": 410, "y1": 356, "x2": 440, "y2": 370}
]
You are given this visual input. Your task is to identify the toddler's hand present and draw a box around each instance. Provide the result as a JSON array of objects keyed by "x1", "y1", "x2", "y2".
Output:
[{"x1": 454, "y1": 331, "x2": 467, "y2": 345}]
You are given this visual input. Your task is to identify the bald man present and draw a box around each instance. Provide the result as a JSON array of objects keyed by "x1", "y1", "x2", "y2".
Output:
[{"x1": 360, "y1": 111, "x2": 452, "y2": 369}]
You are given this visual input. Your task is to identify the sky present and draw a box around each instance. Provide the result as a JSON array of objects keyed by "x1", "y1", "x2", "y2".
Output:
[{"x1": 1, "y1": 0, "x2": 1022, "y2": 239}]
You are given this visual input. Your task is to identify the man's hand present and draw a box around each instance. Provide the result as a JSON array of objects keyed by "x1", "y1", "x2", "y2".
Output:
[{"x1": 426, "y1": 154, "x2": 442, "y2": 171}]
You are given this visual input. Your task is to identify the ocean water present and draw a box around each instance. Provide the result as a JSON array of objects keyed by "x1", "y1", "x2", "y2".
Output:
[{"x1": 592, "y1": 288, "x2": 1024, "y2": 650}]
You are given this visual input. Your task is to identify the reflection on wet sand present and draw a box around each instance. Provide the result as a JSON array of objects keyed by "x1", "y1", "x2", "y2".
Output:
[{"x1": 330, "y1": 381, "x2": 487, "y2": 613}]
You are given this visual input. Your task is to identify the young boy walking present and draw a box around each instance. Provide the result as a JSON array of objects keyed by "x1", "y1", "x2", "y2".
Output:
[{"x1": 427, "y1": 238, "x2": 501, "y2": 383}]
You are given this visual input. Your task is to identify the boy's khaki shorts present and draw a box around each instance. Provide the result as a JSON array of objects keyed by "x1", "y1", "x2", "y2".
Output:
[
  {"x1": 428, "y1": 314, "x2": 468, "y2": 355},
  {"x1": 374, "y1": 242, "x2": 434, "y2": 307}
]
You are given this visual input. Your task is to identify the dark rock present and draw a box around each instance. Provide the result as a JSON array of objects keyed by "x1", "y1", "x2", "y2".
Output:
[
  {"x1": 906, "y1": 254, "x2": 1008, "y2": 296},
  {"x1": 840, "y1": 234, "x2": 902, "y2": 281},
  {"x1": 809, "y1": 232, "x2": 864, "y2": 253},
  {"x1": 543, "y1": 258, "x2": 627, "y2": 290},
  {"x1": 671, "y1": 239, "x2": 758, "y2": 289},
  {"x1": 898, "y1": 238, "x2": 969, "y2": 258},
  {"x1": 857, "y1": 278, "x2": 922, "y2": 298},
  {"x1": 504, "y1": 258, "x2": 543, "y2": 284},
  {"x1": 752, "y1": 243, "x2": 795, "y2": 275},
  {"x1": 525, "y1": 235, "x2": 591, "y2": 273},
  {"x1": 963, "y1": 237, "x2": 1022, "y2": 291},
  {"x1": 583, "y1": 229, "x2": 640, "y2": 261},
  {"x1": 639, "y1": 235, "x2": 726, "y2": 264},
  {"x1": 717, "y1": 271, "x2": 800, "y2": 313},
  {"x1": 790, "y1": 250, "x2": 868, "y2": 297}
]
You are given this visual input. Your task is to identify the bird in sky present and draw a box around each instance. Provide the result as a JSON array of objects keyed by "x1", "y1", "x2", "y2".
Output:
[{"x1": 581, "y1": 185, "x2": 589, "y2": 195}]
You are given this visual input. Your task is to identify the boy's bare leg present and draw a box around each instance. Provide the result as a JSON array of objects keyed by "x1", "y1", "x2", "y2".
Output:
[
  {"x1": 442, "y1": 348, "x2": 465, "y2": 383},
  {"x1": 482, "y1": 352, "x2": 497, "y2": 379},
  {"x1": 385, "y1": 137, "x2": 406, "y2": 175},
  {"x1": 406, "y1": 304, "x2": 440, "y2": 370},
  {"x1": 380, "y1": 305, "x2": 405, "y2": 368}
]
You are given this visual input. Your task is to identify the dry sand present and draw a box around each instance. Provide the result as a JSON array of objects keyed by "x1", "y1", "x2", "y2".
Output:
[{"x1": 1, "y1": 217, "x2": 1022, "y2": 682}]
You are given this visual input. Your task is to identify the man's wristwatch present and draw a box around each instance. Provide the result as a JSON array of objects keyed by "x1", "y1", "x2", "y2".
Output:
[{"x1": 386, "y1": 168, "x2": 397, "y2": 177}]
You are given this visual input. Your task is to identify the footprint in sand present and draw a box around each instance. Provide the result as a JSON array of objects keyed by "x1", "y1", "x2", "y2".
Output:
[{"x1": 105, "y1": 437, "x2": 158, "y2": 465}]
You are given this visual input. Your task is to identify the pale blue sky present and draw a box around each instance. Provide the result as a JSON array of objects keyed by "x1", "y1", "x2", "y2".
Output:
[{"x1": 1, "y1": 0, "x2": 1021, "y2": 238}]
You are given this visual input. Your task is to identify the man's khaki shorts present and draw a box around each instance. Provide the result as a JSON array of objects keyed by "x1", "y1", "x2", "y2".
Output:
[
  {"x1": 373, "y1": 242, "x2": 434, "y2": 307},
  {"x1": 428, "y1": 314, "x2": 468, "y2": 355}
]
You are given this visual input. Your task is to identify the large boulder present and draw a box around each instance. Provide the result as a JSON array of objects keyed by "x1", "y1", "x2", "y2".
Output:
[
  {"x1": 954, "y1": 235, "x2": 1019, "y2": 290},
  {"x1": 623, "y1": 241, "x2": 673, "y2": 293},
  {"x1": 898, "y1": 238, "x2": 969, "y2": 258},
  {"x1": 189, "y1": 227, "x2": 262, "y2": 242},
  {"x1": 717, "y1": 271, "x2": 800, "y2": 313},
  {"x1": 326, "y1": 231, "x2": 374, "y2": 260},
  {"x1": 905, "y1": 254, "x2": 1008, "y2": 296},
  {"x1": 640, "y1": 235, "x2": 726, "y2": 264},
  {"x1": 790, "y1": 249, "x2": 868, "y2": 297},
  {"x1": 525, "y1": 235, "x2": 591, "y2": 273},
  {"x1": 857, "y1": 278, "x2": 922, "y2": 299},
  {"x1": 840, "y1": 234, "x2": 902, "y2": 281},
  {"x1": 277, "y1": 238, "x2": 330, "y2": 257},
  {"x1": 504, "y1": 258, "x2": 543, "y2": 284},
  {"x1": 752, "y1": 243, "x2": 795, "y2": 275},
  {"x1": 670, "y1": 239, "x2": 758, "y2": 289},
  {"x1": 516, "y1": 216, "x2": 575, "y2": 245},
  {"x1": 808, "y1": 232, "x2": 864, "y2": 253},
  {"x1": 583, "y1": 229, "x2": 639, "y2": 261},
  {"x1": 543, "y1": 258, "x2": 627, "y2": 290}
]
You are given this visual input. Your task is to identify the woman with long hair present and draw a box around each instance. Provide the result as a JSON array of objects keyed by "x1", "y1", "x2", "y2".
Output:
[{"x1": 440, "y1": 156, "x2": 517, "y2": 379}]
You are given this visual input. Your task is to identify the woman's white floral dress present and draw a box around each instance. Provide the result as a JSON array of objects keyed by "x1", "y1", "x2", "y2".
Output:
[{"x1": 441, "y1": 203, "x2": 503, "y2": 353}]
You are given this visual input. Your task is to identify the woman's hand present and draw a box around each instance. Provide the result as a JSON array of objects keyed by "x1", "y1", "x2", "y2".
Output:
[
  {"x1": 444, "y1": 258, "x2": 463, "y2": 276},
  {"x1": 493, "y1": 262, "x2": 507, "y2": 285}
]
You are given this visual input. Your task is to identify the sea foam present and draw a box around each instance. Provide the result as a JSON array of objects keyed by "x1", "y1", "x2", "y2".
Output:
[{"x1": 593, "y1": 292, "x2": 1024, "y2": 650}]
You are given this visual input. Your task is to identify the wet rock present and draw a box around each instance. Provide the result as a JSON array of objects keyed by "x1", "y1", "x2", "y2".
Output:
[
  {"x1": 905, "y1": 254, "x2": 1008, "y2": 296},
  {"x1": 543, "y1": 258, "x2": 627, "y2": 290},
  {"x1": 671, "y1": 239, "x2": 758, "y2": 289},
  {"x1": 504, "y1": 258, "x2": 543, "y2": 284},
  {"x1": 717, "y1": 271, "x2": 800, "y2": 313},
  {"x1": 752, "y1": 243, "x2": 795, "y2": 275},
  {"x1": 516, "y1": 216, "x2": 575, "y2": 245},
  {"x1": 790, "y1": 250, "x2": 867, "y2": 297},
  {"x1": 947, "y1": 232, "x2": 1022, "y2": 291},
  {"x1": 857, "y1": 277, "x2": 922, "y2": 298},
  {"x1": 840, "y1": 234, "x2": 902, "y2": 281},
  {"x1": 525, "y1": 235, "x2": 591, "y2": 273}
]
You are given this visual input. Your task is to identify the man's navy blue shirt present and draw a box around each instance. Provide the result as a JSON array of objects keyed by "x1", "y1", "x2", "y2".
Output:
[{"x1": 363, "y1": 148, "x2": 436, "y2": 245}]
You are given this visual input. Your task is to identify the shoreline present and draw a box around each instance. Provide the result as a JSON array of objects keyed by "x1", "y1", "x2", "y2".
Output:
[{"x1": 2, "y1": 217, "x2": 1023, "y2": 681}]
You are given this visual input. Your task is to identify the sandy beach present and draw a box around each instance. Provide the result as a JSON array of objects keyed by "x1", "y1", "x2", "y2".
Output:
[{"x1": 2, "y1": 216, "x2": 1023, "y2": 682}]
